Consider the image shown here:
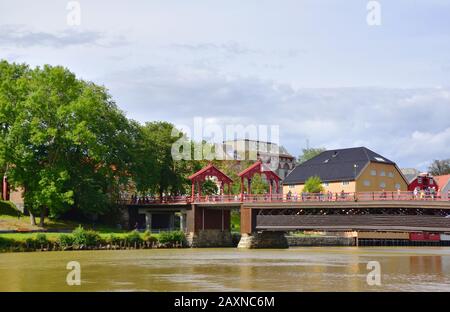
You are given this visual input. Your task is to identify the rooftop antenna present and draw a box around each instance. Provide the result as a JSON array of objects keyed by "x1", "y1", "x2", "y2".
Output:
[{"x1": 306, "y1": 138, "x2": 310, "y2": 150}]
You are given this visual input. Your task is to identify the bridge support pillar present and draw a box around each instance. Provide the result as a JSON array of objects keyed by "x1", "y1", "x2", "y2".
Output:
[
  {"x1": 179, "y1": 212, "x2": 186, "y2": 232},
  {"x1": 169, "y1": 213, "x2": 175, "y2": 230},
  {"x1": 145, "y1": 213, "x2": 152, "y2": 231},
  {"x1": 237, "y1": 232, "x2": 288, "y2": 249},
  {"x1": 238, "y1": 207, "x2": 288, "y2": 248},
  {"x1": 185, "y1": 204, "x2": 233, "y2": 247}
]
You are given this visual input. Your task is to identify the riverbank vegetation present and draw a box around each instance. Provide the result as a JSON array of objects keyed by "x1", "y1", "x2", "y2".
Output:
[{"x1": 0, "y1": 226, "x2": 186, "y2": 253}]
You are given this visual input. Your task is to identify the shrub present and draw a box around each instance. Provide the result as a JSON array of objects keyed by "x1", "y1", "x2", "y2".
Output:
[
  {"x1": 126, "y1": 230, "x2": 143, "y2": 245},
  {"x1": 0, "y1": 237, "x2": 14, "y2": 250},
  {"x1": 158, "y1": 231, "x2": 185, "y2": 246},
  {"x1": 143, "y1": 230, "x2": 157, "y2": 244},
  {"x1": 58, "y1": 234, "x2": 74, "y2": 249},
  {"x1": 35, "y1": 233, "x2": 48, "y2": 246},
  {"x1": 25, "y1": 237, "x2": 36, "y2": 249},
  {"x1": 0, "y1": 200, "x2": 21, "y2": 216},
  {"x1": 106, "y1": 234, "x2": 120, "y2": 245},
  {"x1": 72, "y1": 226, "x2": 100, "y2": 248}
]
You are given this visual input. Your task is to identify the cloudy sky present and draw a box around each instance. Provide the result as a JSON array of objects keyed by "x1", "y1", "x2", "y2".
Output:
[{"x1": 1, "y1": 0, "x2": 449, "y2": 170}]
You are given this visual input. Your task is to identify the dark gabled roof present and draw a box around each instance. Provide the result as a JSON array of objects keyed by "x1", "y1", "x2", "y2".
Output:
[{"x1": 283, "y1": 147, "x2": 396, "y2": 185}]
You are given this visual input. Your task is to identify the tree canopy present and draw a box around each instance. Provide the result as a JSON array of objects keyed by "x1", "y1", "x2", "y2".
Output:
[
  {"x1": 428, "y1": 159, "x2": 450, "y2": 176},
  {"x1": 297, "y1": 147, "x2": 326, "y2": 164},
  {"x1": 0, "y1": 61, "x2": 136, "y2": 224},
  {"x1": 303, "y1": 176, "x2": 325, "y2": 193}
]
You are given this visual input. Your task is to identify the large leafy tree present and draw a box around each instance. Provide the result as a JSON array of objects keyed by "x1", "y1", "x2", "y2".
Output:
[
  {"x1": 0, "y1": 61, "x2": 31, "y2": 180},
  {"x1": 428, "y1": 159, "x2": 450, "y2": 176},
  {"x1": 131, "y1": 121, "x2": 195, "y2": 197},
  {"x1": 0, "y1": 61, "x2": 135, "y2": 225}
]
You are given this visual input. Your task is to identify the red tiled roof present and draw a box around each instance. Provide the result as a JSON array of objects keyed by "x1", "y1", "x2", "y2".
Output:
[
  {"x1": 238, "y1": 161, "x2": 281, "y2": 181},
  {"x1": 188, "y1": 163, "x2": 233, "y2": 183},
  {"x1": 434, "y1": 175, "x2": 450, "y2": 190}
]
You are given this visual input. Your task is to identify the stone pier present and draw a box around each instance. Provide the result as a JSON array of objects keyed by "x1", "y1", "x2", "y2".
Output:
[
  {"x1": 237, "y1": 231, "x2": 289, "y2": 249},
  {"x1": 186, "y1": 229, "x2": 233, "y2": 247},
  {"x1": 185, "y1": 205, "x2": 234, "y2": 247}
]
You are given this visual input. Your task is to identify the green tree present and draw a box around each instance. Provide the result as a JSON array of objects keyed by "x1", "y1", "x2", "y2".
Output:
[
  {"x1": 297, "y1": 147, "x2": 326, "y2": 164},
  {"x1": 0, "y1": 62, "x2": 134, "y2": 225},
  {"x1": 428, "y1": 159, "x2": 450, "y2": 176},
  {"x1": 303, "y1": 176, "x2": 325, "y2": 193},
  {"x1": 249, "y1": 174, "x2": 270, "y2": 194},
  {"x1": 201, "y1": 180, "x2": 219, "y2": 195},
  {"x1": 0, "y1": 61, "x2": 31, "y2": 183},
  {"x1": 132, "y1": 122, "x2": 194, "y2": 197}
]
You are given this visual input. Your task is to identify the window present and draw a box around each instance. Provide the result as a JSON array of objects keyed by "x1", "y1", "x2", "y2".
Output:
[
  {"x1": 379, "y1": 181, "x2": 386, "y2": 188},
  {"x1": 388, "y1": 172, "x2": 394, "y2": 178},
  {"x1": 374, "y1": 157, "x2": 385, "y2": 162},
  {"x1": 429, "y1": 179, "x2": 434, "y2": 185},
  {"x1": 418, "y1": 177, "x2": 422, "y2": 184},
  {"x1": 370, "y1": 169, "x2": 377, "y2": 176},
  {"x1": 395, "y1": 183, "x2": 401, "y2": 190},
  {"x1": 363, "y1": 180, "x2": 371, "y2": 186},
  {"x1": 323, "y1": 182, "x2": 329, "y2": 186},
  {"x1": 289, "y1": 185, "x2": 295, "y2": 189},
  {"x1": 380, "y1": 170, "x2": 386, "y2": 177},
  {"x1": 342, "y1": 181, "x2": 349, "y2": 186}
]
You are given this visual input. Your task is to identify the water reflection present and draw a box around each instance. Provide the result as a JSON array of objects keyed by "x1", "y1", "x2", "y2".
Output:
[{"x1": 1, "y1": 247, "x2": 450, "y2": 291}]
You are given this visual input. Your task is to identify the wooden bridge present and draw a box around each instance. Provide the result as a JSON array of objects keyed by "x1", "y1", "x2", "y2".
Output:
[
  {"x1": 121, "y1": 192, "x2": 450, "y2": 236},
  {"x1": 120, "y1": 163, "x2": 450, "y2": 247}
]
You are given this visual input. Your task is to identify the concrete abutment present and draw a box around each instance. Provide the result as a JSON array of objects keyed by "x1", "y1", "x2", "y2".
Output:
[{"x1": 237, "y1": 231, "x2": 289, "y2": 249}]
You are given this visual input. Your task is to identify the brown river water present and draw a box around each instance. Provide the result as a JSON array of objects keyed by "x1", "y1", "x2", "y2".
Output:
[{"x1": 1, "y1": 247, "x2": 450, "y2": 292}]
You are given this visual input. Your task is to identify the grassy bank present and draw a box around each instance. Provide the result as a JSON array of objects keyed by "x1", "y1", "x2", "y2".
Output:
[
  {"x1": 0, "y1": 226, "x2": 186, "y2": 253},
  {"x1": 0, "y1": 213, "x2": 124, "y2": 232},
  {"x1": 1, "y1": 200, "x2": 125, "y2": 233}
]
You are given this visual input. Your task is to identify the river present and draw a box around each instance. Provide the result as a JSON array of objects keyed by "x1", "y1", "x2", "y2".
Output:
[{"x1": 1, "y1": 247, "x2": 450, "y2": 291}]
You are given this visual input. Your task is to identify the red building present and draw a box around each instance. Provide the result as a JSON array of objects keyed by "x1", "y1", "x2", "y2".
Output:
[{"x1": 407, "y1": 173, "x2": 439, "y2": 192}]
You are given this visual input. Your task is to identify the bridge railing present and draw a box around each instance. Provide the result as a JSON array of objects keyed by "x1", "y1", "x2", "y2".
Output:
[
  {"x1": 118, "y1": 195, "x2": 191, "y2": 205},
  {"x1": 119, "y1": 191, "x2": 449, "y2": 205}
]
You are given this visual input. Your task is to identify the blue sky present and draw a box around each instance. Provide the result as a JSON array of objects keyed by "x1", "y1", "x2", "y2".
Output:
[{"x1": 0, "y1": 0, "x2": 449, "y2": 170}]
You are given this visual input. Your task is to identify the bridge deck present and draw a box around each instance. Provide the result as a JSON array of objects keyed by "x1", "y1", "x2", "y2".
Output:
[
  {"x1": 121, "y1": 192, "x2": 449, "y2": 209},
  {"x1": 244, "y1": 200, "x2": 450, "y2": 210},
  {"x1": 256, "y1": 215, "x2": 450, "y2": 232}
]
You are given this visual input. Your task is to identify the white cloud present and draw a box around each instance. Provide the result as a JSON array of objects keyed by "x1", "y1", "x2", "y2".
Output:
[
  {"x1": 102, "y1": 65, "x2": 450, "y2": 170},
  {"x1": 1, "y1": 1, "x2": 449, "y2": 172},
  {"x1": 0, "y1": 25, "x2": 128, "y2": 48}
]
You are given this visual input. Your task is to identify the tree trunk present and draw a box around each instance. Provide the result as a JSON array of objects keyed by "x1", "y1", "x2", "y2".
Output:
[
  {"x1": 30, "y1": 212, "x2": 36, "y2": 226},
  {"x1": 39, "y1": 207, "x2": 46, "y2": 227}
]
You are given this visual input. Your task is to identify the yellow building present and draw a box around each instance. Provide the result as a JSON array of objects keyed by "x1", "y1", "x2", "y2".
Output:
[{"x1": 283, "y1": 147, "x2": 408, "y2": 195}]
